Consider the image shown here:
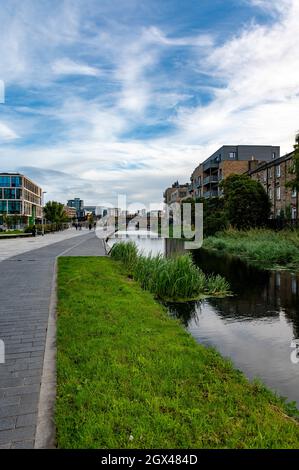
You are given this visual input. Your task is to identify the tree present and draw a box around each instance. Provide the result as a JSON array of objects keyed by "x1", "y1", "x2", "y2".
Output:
[
  {"x1": 3, "y1": 214, "x2": 13, "y2": 229},
  {"x1": 87, "y1": 212, "x2": 94, "y2": 225},
  {"x1": 43, "y1": 201, "x2": 67, "y2": 224},
  {"x1": 199, "y1": 196, "x2": 228, "y2": 236},
  {"x1": 220, "y1": 174, "x2": 271, "y2": 230},
  {"x1": 286, "y1": 132, "x2": 299, "y2": 192}
]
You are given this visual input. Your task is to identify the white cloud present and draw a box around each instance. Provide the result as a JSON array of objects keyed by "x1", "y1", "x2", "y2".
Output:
[
  {"x1": 247, "y1": 0, "x2": 293, "y2": 15},
  {"x1": 52, "y1": 58, "x2": 101, "y2": 77},
  {"x1": 144, "y1": 26, "x2": 214, "y2": 48},
  {"x1": 175, "y1": 0, "x2": 299, "y2": 154},
  {"x1": 0, "y1": 0, "x2": 298, "y2": 206},
  {"x1": 0, "y1": 121, "x2": 19, "y2": 140}
]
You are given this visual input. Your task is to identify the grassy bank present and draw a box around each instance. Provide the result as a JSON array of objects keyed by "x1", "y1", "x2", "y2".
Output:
[
  {"x1": 56, "y1": 257, "x2": 299, "y2": 449},
  {"x1": 110, "y1": 241, "x2": 230, "y2": 301},
  {"x1": 203, "y1": 228, "x2": 299, "y2": 270}
]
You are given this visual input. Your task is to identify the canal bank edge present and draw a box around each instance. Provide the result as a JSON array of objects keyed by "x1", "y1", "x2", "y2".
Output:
[{"x1": 55, "y1": 257, "x2": 299, "y2": 449}]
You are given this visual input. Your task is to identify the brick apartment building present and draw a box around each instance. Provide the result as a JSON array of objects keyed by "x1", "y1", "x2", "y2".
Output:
[
  {"x1": 163, "y1": 181, "x2": 189, "y2": 204},
  {"x1": 189, "y1": 145, "x2": 279, "y2": 199},
  {"x1": 248, "y1": 151, "x2": 298, "y2": 220},
  {"x1": 163, "y1": 144, "x2": 299, "y2": 221}
]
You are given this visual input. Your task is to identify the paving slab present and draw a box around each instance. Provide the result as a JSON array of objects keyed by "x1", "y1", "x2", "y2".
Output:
[{"x1": 0, "y1": 232, "x2": 105, "y2": 448}]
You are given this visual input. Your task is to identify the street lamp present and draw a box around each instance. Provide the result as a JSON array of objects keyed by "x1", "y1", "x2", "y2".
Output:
[{"x1": 42, "y1": 191, "x2": 47, "y2": 236}]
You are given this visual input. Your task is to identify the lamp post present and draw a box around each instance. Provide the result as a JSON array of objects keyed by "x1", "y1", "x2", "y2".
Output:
[{"x1": 42, "y1": 191, "x2": 47, "y2": 236}]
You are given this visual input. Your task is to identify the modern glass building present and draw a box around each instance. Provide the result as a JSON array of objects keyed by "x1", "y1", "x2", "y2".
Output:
[
  {"x1": 0, "y1": 173, "x2": 43, "y2": 226},
  {"x1": 67, "y1": 198, "x2": 84, "y2": 218}
]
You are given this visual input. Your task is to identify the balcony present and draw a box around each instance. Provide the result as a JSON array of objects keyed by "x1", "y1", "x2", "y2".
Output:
[
  {"x1": 203, "y1": 175, "x2": 219, "y2": 185},
  {"x1": 191, "y1": 180, "x2": 201, "y2": 188},
  {"x1": 203, "y1": 190, "x2": 219, "y2": 198},
  {"x1": 203, "y1": 159, "x2": 219, "y2": 172}
]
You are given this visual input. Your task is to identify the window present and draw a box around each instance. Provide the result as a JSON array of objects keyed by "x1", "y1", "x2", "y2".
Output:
[
  {"x1": 276, "y1": 187, "x2": 281, "y2": 200},
  {"x1": 272, "y1": 152, "x2": 276, "y2": 159},
  {"x1": 0, "y1": 201, "x2": 7, "y2": 213},
  {"x1": 276, "y1": 165, "x2": 281, "y2": 177},
  {"x1": 0, "y1": 176, "x2": 11, "y2": 187},
  {"x1": 4, "y1": 188, "x2": 16, "y2": 199},
  {"x1": 269, "y1": 189, "x2": 272, "y2": 199},
  {"x1": 11, "y1": 176, "x2": 22, "y2": 187},
  {"x1": 268, "y1": 168, "x2": 272, "y2": 178},
  {"x1": 263, "y1": 170, "x2": 267, "y2": 182},
  {"x1": 229, "y1": 152, "x2": 236, "y2": 159},
  {"x1": 292, "y1": 207, "x2": 297, "y2": 220},
  {"x1": 8, "y1": 201, "x2": 21, "y2": 214},
  {"x1": 292, "y1": 188, "x2": 297, "y2": 198}
]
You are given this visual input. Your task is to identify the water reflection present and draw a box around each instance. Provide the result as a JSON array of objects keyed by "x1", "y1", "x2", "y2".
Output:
[
  {"x1": 108, "y1": 232, "x2": 299, "y2": 405},
  {"x1": 168, "y1": 248, "x2": 299, "y2": 405},
  {"x1": 192, "y1": 249, "x2": 299, "y2": 338},
  {"x1": 167, "y1": 300, "x2": 199, "y2": 327}
]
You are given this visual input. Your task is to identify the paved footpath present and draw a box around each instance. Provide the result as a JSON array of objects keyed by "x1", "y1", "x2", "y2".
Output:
[{"x1": 0, "y1": 231, "x2": 105, "y2": 448}]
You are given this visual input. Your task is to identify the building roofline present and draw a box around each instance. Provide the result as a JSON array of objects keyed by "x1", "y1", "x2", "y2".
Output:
[
  {"x1": 193, "y1": 144, "x2": 281, "y2": 170},
  {"x1": 247, "y1": 150, "x2": 294, "y2": 175},
  {"x1": 0, "y1": 172, "x2": 42, "y2": 190}
]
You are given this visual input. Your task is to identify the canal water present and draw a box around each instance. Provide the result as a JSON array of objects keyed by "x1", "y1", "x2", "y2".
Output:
[{"x1": 108, "y1": 232, "x2": 299, "y2": 406}]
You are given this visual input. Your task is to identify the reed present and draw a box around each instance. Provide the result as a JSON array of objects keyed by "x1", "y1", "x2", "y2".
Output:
[
  {"x1": 111, "y1": 241, "x2": 230, "y2": 301},
  {"x1": 109, "y1": 240, "x2": 138, "y2": 268},
  {"x1": 204, "y1": 228, "x2": 299, "y2": 269}
]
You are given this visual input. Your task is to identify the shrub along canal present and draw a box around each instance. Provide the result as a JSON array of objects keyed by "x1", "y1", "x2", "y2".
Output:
[{"x1": 108, "y1": 231, "x2": 299, "y2": 407}]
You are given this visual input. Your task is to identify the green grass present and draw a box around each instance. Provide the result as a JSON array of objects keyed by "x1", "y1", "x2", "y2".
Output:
[
  {"x1": 56, "y1": 257, "x2": 299, "y2": 449},
  {"x1": 0, "y1": 229, "x2": 24, "y2": 235},
  {"x1": 203, "y1": 228, "x2": 299, "y2": 270},
  {"x1": 110, "y1": 241, "x2": 230, "y2": 301}
]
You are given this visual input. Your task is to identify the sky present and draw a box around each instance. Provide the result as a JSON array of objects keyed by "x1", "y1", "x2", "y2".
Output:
[{"x1": 0, "y1": 0, "x2": 299, "y2": 208}]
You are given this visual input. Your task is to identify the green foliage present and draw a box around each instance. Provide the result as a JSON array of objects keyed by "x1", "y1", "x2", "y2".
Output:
[
  {"x1": 110, "y1": 241, "x2": 230, "y2": 300},
  {"x1": 24, "y1": 222, "x2": 69, "y2": 234},
  {"x1": 286, "y1": 133, "x2": 299, "y2": 192},
  {"x1": 204, "y1": 228, "x2": 299, "y2": 269},
  {"x1": 133, "y1": 253, "x2": 207, "y2": 300},
  {"x1": 285, "y1": 204, "x2": 292, "y2": 221},
  {"x1": 197, "y1": 197, "x2": 229, "y2": 236},
  {"x1": 3, "y1": 214, "x2": 13, "y2": 229},
  {"x1": 2, "y1": 214, "x2": 27, "y2": 229},
  {"x1": 220, "y1": 174, "x2": 271, "y2": 230},
  {"x1": 109, "y1": 241, "x2": 138, "y2": 269},
  {"x1": 56, "y1": 257, "x2": 299, "y2": 449},
  {"x1": 44, "y1": 200, "x2": 68, "y2": 224}
]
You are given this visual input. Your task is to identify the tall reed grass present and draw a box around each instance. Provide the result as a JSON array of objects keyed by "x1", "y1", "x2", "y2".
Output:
[
  {"x1": 204, "y1": 228, "x2": 299, "y2": 269},
  {"x1": 110, "y1": 241, "x2": 230, "y2": 301}
]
